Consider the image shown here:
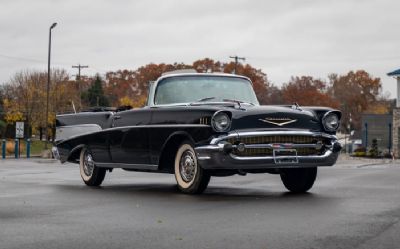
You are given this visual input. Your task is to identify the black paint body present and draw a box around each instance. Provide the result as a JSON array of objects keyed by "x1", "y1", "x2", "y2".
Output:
[
  {"x1": 55, "y1": 72, "x2": 341, "y2": 173},
  {"x1": 55, "y1": 104, "x2": 339, "y2": 170}
]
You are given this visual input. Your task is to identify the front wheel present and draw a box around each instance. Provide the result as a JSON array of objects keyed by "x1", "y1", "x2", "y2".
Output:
[
  {"x1": 280, "y1": 167, "x2": 317, "y2": 193},
  {"x1": 174, "y1": 141, "x2": 210, "y2": 194},
  {"x1": 79, "y1": 147, "x2": 106, "y2": 186}
]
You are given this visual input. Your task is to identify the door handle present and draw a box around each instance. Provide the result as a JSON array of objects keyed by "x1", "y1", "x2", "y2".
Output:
[{"x1": 113, "y1": 115, "x2": 121, "y2": 120}]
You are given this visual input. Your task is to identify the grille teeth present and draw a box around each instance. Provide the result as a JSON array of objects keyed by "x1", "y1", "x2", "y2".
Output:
[
  {"x1": 227, "y1": 135, "x2": 328, "y2": 157},
  {"x1": 199, "y1": 117, "x2": 209, "y2": 125}
]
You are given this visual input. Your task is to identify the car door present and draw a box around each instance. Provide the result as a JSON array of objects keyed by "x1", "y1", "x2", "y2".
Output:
[{"x1": 109, "y1": 109, "x2": 151, "y2": 165}]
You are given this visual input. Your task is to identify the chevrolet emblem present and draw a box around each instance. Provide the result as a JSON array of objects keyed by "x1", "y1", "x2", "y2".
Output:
[{"x1": 259, "y1": 117, "x2": 297, "y2": 126}]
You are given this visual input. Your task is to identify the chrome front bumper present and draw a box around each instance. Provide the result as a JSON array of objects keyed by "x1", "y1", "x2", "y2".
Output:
[{"x1": 195, "y1": 131, "x2": 341, "y2": 169}]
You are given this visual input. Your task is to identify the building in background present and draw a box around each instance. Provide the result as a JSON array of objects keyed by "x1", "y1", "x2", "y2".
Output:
[
  {"x1": 359, "y1": 69, "x2": 399, "y2": 157},
  {"x1": 361, "y1": 114, "x2": 392, "y2": 154}
]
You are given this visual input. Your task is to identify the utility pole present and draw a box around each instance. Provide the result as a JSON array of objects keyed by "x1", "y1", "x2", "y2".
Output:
[
  {"x1": 72, "y1": 64, "x2": 89, "y2": 110},
  {"x1": 229, "y1": 55, "x2": 245, "y2": 74}
]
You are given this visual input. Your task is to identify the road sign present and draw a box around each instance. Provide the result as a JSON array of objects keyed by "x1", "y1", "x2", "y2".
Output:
[{"x1": 16, "y1": 122, "x2": 24, "y2": 138}]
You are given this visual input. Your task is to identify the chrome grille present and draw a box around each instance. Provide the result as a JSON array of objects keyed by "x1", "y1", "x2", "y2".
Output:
[{"x1": 227, "y1": 135, "x2": 329, "y2": 157}]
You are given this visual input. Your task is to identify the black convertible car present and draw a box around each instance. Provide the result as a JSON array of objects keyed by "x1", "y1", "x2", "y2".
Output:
[{"x1": 53, "y1": 71, "x2": 342, "y2": 194}]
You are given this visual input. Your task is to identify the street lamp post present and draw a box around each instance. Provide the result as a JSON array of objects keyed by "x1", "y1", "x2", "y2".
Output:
[{"x1": 45, "y1": 22, "x2": 57, "y2": 150}]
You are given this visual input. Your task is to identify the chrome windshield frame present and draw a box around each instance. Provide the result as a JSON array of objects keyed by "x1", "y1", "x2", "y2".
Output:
[{"x1": 149, "y1": 73, "x2": 258, "y2": 107}]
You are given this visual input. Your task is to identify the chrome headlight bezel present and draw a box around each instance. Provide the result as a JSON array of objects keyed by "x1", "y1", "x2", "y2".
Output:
[
  {"x1": 211, "y1": 111, "x2": 231, "y2": 132},
  {"x1": 322, "y1": 111, "x2": 340, "y2": 132}
]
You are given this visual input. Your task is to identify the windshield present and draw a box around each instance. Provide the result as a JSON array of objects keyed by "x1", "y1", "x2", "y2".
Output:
[{"x1": 154, "y1": 76, "x2": 259, "y2": 105}]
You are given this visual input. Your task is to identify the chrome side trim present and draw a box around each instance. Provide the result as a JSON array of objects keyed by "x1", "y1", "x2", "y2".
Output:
[
  {"x1": 57, "y1": 124, "x2": 103, "y2": 129},
  {"x1": 95, "y1": 162, "x2": 158, "y2": 170},
  {"x1": 57, "y1": 124, "x2": 210, "y2": 145},
  {"x1": 57, "y1": 111, "x2": 114, "y2": 117},
  {"x1": 198, "y1": 156, "x2": 211, "y2": 160},
  {"x1": 105, "y1": 124, "x2": 210, "y2": 132},
  {"x1": 210, "y1": 130, "x2": 337, "y2": 145},
  {"x1": 195, "y1": 144, "x2": 226, "y2": 152}
]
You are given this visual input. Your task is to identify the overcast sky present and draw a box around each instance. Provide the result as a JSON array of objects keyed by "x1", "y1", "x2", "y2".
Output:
[{"x1": 1, "y1": 0, "x2": 399, "y2": 97}]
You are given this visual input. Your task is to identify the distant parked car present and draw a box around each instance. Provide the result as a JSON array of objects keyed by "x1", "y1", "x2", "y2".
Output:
[{"x1": 53, "y1": 71, "x2": 342, "y2": 194}]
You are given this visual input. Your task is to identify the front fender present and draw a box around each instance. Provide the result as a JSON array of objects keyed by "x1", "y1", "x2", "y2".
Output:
[{"x1": 57, "y1": 143, "x2": 85, "y2": 164}]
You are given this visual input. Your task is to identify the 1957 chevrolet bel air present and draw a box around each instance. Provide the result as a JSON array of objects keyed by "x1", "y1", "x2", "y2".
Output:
[{"x1": 53, "y1": 71, "x2": 342, "y2": 194}]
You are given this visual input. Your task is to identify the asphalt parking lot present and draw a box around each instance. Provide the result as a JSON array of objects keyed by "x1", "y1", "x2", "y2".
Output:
[{"x1": 1, "y1": 158, "x2": 400, "y2": 249}]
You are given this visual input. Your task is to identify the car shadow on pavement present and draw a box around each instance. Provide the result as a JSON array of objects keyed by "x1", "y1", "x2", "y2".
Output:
[{"x1": 55, "y1": 182, "x2": 323, "y2": 203}]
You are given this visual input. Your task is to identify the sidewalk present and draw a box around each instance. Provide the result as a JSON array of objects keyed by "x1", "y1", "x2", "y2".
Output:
[{"x1": 336, "y1": 153, "x2": 400, "y2": 168}]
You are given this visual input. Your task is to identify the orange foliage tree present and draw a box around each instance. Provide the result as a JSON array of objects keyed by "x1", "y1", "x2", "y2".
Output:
[
  {"x1": 105, "y1": 63, "x2": 191, "y2": 107},
  {"x1": 193, "y1": 58, "x2": 273, "y2": 104},
  {"x1": 2, "y1": 69, "x2": 79, "y2": 138},
  {"x1": 281, "y1": 76, "x2": 339, "y2": 107},
  {"x1": 328, "y1": 70, "x2": 384, "y2": 130},
  {"x1": 104, "y1": 58, "x2": 275, "y2": 107}
]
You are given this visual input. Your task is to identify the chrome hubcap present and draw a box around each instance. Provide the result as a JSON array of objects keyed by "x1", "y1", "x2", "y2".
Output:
[
  {"x1": 179, "y1": 150, "x2": 196, "y2": 183},
  {"x1": 83, "y1": 151, "x2": 95, "y2": 177}
]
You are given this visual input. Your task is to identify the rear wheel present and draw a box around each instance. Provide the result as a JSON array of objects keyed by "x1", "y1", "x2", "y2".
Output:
[
  {"x1": 280, "y1": 167, "x2": 317, "y2": 193},
  {"x1": 79, "y1": 147, "x2": 106, "y2": 186},
  {"x1": 174, "y1": 141, "x2": 210, "y2": 194}
]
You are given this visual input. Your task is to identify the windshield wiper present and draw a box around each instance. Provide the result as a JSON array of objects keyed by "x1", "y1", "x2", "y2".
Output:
[
  {"x1": 223, "y1": 99, "x2": 255, "y2": 106},
  {"x1": 189, "y1": 97, "x2": 217, "y2": 106},
  {"x1": 196, "y1": 97, "x2": 216, "y2": 102}
]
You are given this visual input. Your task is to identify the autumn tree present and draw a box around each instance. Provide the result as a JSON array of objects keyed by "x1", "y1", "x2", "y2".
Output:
[
  {"x1": 264, "y1": 84, "x2": 284, "y2": 105},
  {"x1": 50, "y1": 69, "x2": 80, "y2": 114},
  {"x1": 328, "y1": 70, "x2": 384, "y2": 131},
  {"x1": 193, "y1": 58, "x2": 272, "y2": 104},
  {"x1": 105, "y1": 63, "x2": 191, "y2": 107},
  {"x1": 134, "y1": 62, "x2": 191, "y2": 100},
  {"x1": 281, "y1": 76, "x2": 339, "y2": 107},
  {"x1": 0, "y1": 86, "x2": 4, "y2": 116},
  {"x1": 2, "y1": 70, "x2": 47, "y2": 137},
  {"x1": 0, "y1": 87, "x2": 5, "y2": 137},
  {"x1": 105, "y1": 69, "x2": 136, "y2": 106},
  {"x1": 2, "y1": 69, "x2": 77, "y2": 138},
  {"x1": 103, "y1": 59, "x2": 275, "y2": 107},
  {"x1": 193, "y1": 58, "x2": 223, "y2": 73},
  {"x1": 119, "y1": 96, "x2": 147, "y2": 109},
  {"x1": 224, "y1": 62, "x2": 271, "y2": 104}
]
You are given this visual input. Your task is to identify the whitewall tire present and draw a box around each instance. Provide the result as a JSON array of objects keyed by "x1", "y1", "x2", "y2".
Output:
[
  {"x1": 174, "y1": 141, "x2": 210, "y2": 194},
  {"x1": 79, "y1": 147, "x2": 106, "y2": 186}
]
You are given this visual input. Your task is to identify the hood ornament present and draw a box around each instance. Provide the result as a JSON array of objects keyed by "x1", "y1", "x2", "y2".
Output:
[
  {"x1": 259, "y1": 117, "x2": 297, "y2": 126},
  {"x1": 291, "y1": 102, "x2": 303, "y2": 111}
]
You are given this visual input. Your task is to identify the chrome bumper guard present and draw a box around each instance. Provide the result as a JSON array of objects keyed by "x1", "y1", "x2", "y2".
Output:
[{"x1": 195, "y1": 131, "x2": 341, "y2": 169}]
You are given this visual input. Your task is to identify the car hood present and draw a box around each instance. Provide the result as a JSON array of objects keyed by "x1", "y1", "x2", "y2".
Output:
[{"x1": 228, "y1": 105, "x2": 324, "y2": 132}]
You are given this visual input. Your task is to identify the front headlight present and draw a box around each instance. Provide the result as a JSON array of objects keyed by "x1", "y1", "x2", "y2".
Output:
[
  {"x1": 211, "y1": 111, "x2": 231, "y2": 132},
  {"x1": 322, "y1": 112, "x2": 340, "y2": 132}
]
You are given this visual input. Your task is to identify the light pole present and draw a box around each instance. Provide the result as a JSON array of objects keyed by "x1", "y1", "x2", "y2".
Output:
[{"x1": 45, "y1": 22, "x2": 57, "y2": 150}]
